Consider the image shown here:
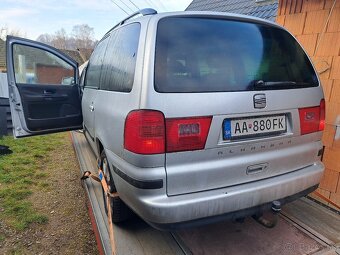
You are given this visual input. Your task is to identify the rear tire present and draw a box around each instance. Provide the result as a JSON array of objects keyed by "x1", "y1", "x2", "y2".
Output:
[{"x1": 100, "y1": 151, "x2": 133, "y2": 223}]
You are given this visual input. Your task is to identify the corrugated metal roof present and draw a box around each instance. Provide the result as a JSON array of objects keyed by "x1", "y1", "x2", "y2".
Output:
[{"x1": 186, "y1": 0, "x2": 278, "y2": 21}]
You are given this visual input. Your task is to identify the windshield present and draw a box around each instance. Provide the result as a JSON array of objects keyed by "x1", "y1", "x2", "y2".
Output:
[{"x1": 154, "y1": 17, "x2": 318, "y2": 93}]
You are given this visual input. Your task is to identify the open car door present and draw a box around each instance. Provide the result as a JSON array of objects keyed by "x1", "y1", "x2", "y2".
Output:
[{"x1": 6, "y1": 36, "x2": 83, "y2": 138}]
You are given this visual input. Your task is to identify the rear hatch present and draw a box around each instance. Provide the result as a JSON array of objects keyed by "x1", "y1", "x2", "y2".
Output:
[{"x1": 152, "y1": 16, "x2": 324, "y2": 196}]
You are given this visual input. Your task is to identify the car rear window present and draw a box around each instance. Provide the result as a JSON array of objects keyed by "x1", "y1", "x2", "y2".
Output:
[{"x1": 154, "y1": 17, "x2": 319, "y2": 93}]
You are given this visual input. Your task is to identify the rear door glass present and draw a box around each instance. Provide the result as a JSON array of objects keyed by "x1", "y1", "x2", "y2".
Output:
[{"x1": 154, "y1": 17, "x2": 318, "y2": 93}]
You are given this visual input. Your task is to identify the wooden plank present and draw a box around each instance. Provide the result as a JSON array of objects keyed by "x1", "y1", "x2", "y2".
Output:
[
  {"x1": 319, "y1": 168, "x2": 340, "y2": 192},
  {"x1": 304, "y1": 9, "x2": 330, "y2": 34},
  {"x1": 278, "y1": 0, "x2": 283, "y2": 15},
  {"x1": 315, "y1": 33, "x2": 340, "y2": 57},
  {"x1": 296, "y1": 0, "x2": 303, "y2": 13},
  {"x1": 276, "y1": 15, "x2": 285, "y2": 26},
  {"x1": 321, "y1": 78, "x2": 333, "y2": 102},
  {"x1": 330, "y1": 79, "x2": 340, "y2": 103},
  {"x1": 322, "y1": 124, "x2": 336, "y2": 147},
  {"x1": 327, "y1": 7, "x2": 340, "y2": 32},
  {"x1": 286, "y1": 0, "x2": 292, "y2": 14},
  {"x1": 302, "y1": 0, "x2": 326, "y2": 12},
  {"x1": 323, "y1": 147, "x2": 340, "y2": 172},
  {"x1": 291, "y1": 0, "x2": 297, "y2": 14},
  {"x1": 330, "y1": 56, "x2": 340, "y2": 80},
  {"x1": 284, "y1": 12, "x2": 306, "y2": 35},
  {"x1": 282, "y1": 0, "x2": 288, "y2": 15},
  {"x1": 296, "y1": 33, "x2": 318, "y2": 56},
  {"x1": 312, "y1": 56, "x2": 333, "y2": 80}
]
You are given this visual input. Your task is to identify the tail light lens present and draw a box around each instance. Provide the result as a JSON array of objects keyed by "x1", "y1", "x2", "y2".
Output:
[
  {"x1": 299, "y1": 99, "x2": 325, "y2": 135},
  {"x1": 166, "y1": 116, "x2": 212, "y2": 152},
  {"x1": 124, "y1": 111, "x2": 212, "y2": 154},
  {"x1": 319, "y1": 99, "x2": 325, "y2": 131},
  {"x1": 124, "y1": 110, "x2": 165, "y2": 154}
]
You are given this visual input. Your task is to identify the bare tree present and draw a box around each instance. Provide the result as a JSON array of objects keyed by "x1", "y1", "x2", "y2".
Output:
[
  {"x1": 52, "y1": 28, "x2": 68, "y2": 49},
  {"x1": 36, "y1": 24, "x2": 96, "y2": 51},
  {"x1": 0, "y1": 26, "x2": 26, "y2": 40},
  {"x1": 72, "y1": 24, "x2": 95, "y2": 49},
  {"x1": 36, "y1": 33, "x2": 53, "y2": 45}
]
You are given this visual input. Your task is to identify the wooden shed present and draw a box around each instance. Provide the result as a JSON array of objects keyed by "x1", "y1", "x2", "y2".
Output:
[{"x1": 277, "y1": 0, "x2": 340, "y2": 207}]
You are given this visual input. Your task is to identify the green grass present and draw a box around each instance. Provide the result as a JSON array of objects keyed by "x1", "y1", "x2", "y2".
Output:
[{"x1": 0, "y1": 133, "x2": 66, "y2": 230}]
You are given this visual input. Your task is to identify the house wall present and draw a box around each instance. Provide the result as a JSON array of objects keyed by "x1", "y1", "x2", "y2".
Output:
[
  {"x1": 36, "y1": 65, "x2": 73, "y2": 84},
  {"x1": 277, "y1": 0, "x2": 340, "y2": 208}
]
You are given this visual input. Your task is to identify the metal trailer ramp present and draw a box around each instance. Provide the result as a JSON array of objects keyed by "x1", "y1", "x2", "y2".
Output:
[
  {"x1": 71, "y1": 131, "x2": 186, "y2": 255},
  {"x1": 71, "y1": 131, "x2": 339, "y2": 255}
]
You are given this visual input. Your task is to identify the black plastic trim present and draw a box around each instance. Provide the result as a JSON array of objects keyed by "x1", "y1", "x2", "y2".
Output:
[{"x1": 113, "y1": 165, "x2": 163, "y2": 189}]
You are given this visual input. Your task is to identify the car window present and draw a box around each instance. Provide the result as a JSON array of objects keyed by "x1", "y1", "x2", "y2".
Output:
[
  {"x1": 100, "y1": 23, "x2": 141, "y2": 92},
  {"x1": 12, "y1": 44, "x2": 75, "y2": 85},
  {"x1": 84, "y1": 36, "x2": 109, "y2": 89},
  {"x1": 154, "y1": 17, "x2": 318, "y2": 93}
]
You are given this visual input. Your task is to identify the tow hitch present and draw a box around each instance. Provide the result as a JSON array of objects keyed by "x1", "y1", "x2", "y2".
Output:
[{"x1": 252, "y1": 201, "x2": 281, "y2": 228}]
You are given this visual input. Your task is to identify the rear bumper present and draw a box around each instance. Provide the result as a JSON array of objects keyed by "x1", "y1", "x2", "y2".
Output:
[{"x1": 118, "y1": 161, "x2": 323, "y2": 229}]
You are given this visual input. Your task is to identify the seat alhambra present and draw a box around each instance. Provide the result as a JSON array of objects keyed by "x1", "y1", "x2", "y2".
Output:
[{"x1": 6, "y1": 9, "x2": 325, "y2": 230}]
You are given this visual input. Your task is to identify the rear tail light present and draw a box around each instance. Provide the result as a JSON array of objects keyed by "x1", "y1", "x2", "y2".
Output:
[
  {"x1": 319, "y1": 99, "x2": 325, "y2": 131},
  {"x1": 166, "y1": 116, "x2": 212, "y2": 152},
  {"x1": 299, "y1": 99, "x2": 325, "y2": 135},
  {"x1": 124, "y1": 110, "x2": 165, "y2": 154},
  {"x1": 124, "y1": 110, "x2": 212, "y2": 154}
]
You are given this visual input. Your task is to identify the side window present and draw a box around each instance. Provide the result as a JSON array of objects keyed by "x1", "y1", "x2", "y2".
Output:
[
  {"x1": 13, "y1": 44, "x2": 75, "y2": 85},
  {"x1": 85, "y1": 37, "x2": 109, "y2": 89},
  {"x1": 100, "y1": 23, "x2": 141, "y2": 92}
]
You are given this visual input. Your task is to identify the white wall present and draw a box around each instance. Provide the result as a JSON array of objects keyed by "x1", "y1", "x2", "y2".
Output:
[{"x1": 0, "y1": 73, "x2": 8, "y2": 98}]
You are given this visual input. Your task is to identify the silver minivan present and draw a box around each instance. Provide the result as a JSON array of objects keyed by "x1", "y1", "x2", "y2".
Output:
[{"x1": 6, "y1": 9, "x2": 325, "y2": 230}]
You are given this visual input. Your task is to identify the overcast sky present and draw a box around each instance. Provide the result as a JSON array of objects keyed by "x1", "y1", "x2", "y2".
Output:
[{"x1": 0, "y1": 0, "x2": 192, "y2": 40}]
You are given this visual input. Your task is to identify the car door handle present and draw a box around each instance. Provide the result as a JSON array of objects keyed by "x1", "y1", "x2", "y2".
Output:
[{"x1": 89, "y1": 105, "x2": 94, "y2": 112}]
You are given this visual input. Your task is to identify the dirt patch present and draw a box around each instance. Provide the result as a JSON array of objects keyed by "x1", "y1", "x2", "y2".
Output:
[{"x1": 0, "y1": 133, "x2": 98, "y2": 255}]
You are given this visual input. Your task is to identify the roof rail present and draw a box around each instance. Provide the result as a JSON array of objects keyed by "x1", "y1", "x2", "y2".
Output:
[{"x1": 105, "y1": 8, "x2": 157, "y2": 36}]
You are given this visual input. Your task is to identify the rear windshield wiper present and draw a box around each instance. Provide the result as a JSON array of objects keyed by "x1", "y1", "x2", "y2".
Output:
[{"x1": 253, "y1": 80, "x2": 315, "y2": 89}]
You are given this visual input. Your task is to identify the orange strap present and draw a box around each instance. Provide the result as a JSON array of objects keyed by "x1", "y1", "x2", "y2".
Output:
[
  {"x1": 313, "y1": 191, "x2": 340, "y2": 210},
  {"x1": 81, "y1": 169, "x2": 117, "y2": 254}
]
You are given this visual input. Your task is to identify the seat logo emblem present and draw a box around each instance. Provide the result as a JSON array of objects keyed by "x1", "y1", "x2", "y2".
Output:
[{"x1": 254, "y1": 94, "x2": 266, "y2": 109}]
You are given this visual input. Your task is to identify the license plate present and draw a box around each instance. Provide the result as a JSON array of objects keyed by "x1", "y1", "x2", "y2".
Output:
[{"x1": 223, "y1": 115, "x2": 286, "y2": 140}]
